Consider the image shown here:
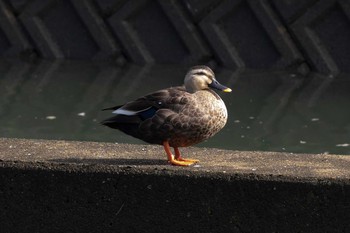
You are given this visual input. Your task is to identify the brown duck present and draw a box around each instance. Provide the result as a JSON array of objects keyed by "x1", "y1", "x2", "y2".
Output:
[{"x1": 101, "y1": 65, "x2": 231, "y2": 166}]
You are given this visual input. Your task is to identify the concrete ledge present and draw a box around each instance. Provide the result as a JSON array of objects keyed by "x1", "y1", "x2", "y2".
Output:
[{"x1": 1, "y1": 138, "x2": 349, "y2": 232}]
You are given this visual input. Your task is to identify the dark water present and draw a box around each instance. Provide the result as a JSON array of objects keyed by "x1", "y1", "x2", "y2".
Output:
[{"x1": 0, "y1": 60, "x2": 349, "y2": 155}]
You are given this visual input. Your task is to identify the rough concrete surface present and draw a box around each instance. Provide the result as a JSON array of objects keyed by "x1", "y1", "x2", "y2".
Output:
[
  {"x1": 1, "y1": 137, "x2": 349, "y2": 181},
  {"x1": 0, "y1": 137, "x2": 350, "y2": 233}
]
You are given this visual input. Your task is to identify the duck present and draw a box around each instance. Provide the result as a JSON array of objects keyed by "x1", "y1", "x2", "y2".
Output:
[{"x1": 101, "y1": 65, "x2": 231, "y2": 166}]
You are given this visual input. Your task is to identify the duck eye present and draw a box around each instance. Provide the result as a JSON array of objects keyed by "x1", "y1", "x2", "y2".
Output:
[{"x1": 195, "y1": 71, "x2": 207, "y2": 76}]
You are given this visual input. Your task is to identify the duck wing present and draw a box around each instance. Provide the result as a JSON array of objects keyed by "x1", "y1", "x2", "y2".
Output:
[{"x1": 101, "y1": 86, "x2": 188, "y2": 142}]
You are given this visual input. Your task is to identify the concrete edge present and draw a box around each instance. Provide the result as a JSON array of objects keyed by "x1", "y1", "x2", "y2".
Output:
[
  {"x1": 1, "y1": 137, "x2": 349, "y2": 184},
  {"x1": 1, "y1": 138, "x2": 350, "y2": 232},
  {"x1": 1, "y1": 159, "x2": 349, "y2": 186}
]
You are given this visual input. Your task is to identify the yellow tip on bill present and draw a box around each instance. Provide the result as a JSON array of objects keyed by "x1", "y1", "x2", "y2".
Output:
[{"x1": 223, "y1": 88, "x2": 232, "y2": 93}]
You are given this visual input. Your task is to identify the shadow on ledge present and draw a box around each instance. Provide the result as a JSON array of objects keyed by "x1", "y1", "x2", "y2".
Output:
[{"x1": 49, "y1": 158, "x2": 167, "y2": 166}]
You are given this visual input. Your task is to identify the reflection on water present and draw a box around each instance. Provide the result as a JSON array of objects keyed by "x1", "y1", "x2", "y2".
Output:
[{"x1": 0, "y1": 59, "x2": 349, "y2": 155}]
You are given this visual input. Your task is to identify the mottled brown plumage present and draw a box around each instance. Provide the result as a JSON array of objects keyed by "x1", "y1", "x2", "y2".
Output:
[{"x1": 101, "y1": 65, "x2": 231, "y2": 166}]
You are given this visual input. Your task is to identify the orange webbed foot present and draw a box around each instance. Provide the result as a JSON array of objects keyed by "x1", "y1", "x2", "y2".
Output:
[
  {"x1": 174, "y1": 147, "x2": 199, "y2": 163},
  {"x1": 163, "y1": 142, "x2": 199, "y2": 166},
  {"x1": 169, "y1": 156, "x2": 198, "y2": 166},
  {"x1": 176, "y1": 157, "x2": 200, "y2": 163}
]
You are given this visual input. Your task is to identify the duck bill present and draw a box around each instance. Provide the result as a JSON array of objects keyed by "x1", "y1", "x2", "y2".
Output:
[{"x1": 209, "y1": 80, "x2": 232, "y2": 92}]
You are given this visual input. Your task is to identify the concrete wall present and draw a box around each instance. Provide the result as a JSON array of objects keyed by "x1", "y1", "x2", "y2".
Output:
[
  {"x1": 0, "y1": 0, "x2": 350, "y2": 75},
  {"x1": 1, "y1": 138, "x2": 350, "y2": 232},
  {"x1": 1, "y1": 162, "x2": 349, "y2": 233}
]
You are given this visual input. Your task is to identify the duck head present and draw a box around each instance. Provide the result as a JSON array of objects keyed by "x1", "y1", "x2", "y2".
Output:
[{"x1": 184, "y1": 65, "x2": 232, "y2": 93}]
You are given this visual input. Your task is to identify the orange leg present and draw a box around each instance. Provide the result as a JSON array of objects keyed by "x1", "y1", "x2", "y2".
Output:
[
  {"x1": 174, "y1": 147, "x2": 199, "y2": 163},
  {"x1": 163, "y1": 141, "x2": 198, "y2": 166}
]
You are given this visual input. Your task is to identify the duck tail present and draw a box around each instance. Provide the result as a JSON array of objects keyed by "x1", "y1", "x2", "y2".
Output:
[
  {"x1": 100, "y1": 115, "x2": 141, "y2": 138},
  {"x1": 101, "y1": 114, "x2": 141, "y2": 127},
  {"x1": 102, "y1": 105, "x2": 123, "y2": 111}
]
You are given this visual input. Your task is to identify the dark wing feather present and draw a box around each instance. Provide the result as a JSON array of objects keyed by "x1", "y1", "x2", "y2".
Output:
[
  {"x1": 102, "y1": 86, "x2": 186, "y2": 115},
  {"x1": 101, "y1": 86, "x2": 189, "y2": 144},
  {"x1": 120, "y1": 86, "x2": 186, "y2": 112}
]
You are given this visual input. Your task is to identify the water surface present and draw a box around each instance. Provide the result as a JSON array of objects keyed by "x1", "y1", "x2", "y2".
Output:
[{"x1": 0, "y1": 60, "x2": 349, "y2": 155}]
